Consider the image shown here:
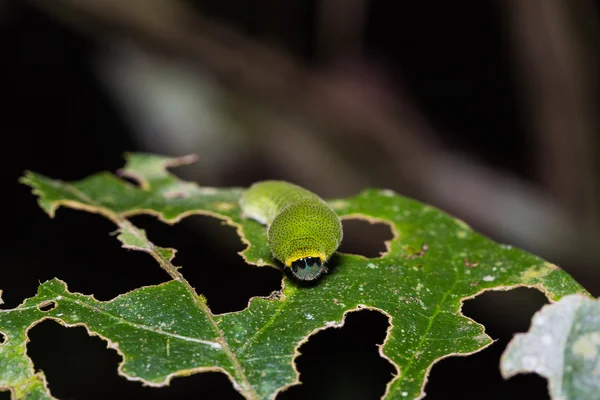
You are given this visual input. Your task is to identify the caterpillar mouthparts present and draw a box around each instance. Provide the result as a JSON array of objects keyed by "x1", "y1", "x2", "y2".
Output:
[{"x1": 291, "y1": 257, "x2": 328, "y2": 281}]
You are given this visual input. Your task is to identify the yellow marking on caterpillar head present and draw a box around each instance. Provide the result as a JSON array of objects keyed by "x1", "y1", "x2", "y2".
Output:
[
  {"x1": 286, "y1": 251, "x2": 328, "y2": 281},
  {"x1": 284, "y1": 250, "x2": 327, "y2": 267}
]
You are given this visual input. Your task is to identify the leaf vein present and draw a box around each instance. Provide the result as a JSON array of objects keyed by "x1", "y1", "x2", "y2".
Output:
[{"x1": 46, "y1": 288, "x2": 223, "y2": 349}]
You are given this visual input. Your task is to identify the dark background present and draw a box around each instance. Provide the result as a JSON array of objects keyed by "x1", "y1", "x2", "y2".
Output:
[{"x1": 2, "y1": 1, "x2": 600, "y2": 399}]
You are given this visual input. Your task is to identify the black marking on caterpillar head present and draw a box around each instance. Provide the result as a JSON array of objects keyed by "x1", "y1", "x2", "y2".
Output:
[{"x1": 291, "y1": 257, "x2": 328, "y2": 281}]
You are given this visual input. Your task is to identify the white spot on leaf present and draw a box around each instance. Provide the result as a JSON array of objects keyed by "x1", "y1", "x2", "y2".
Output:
[
  {"x1": 572, "y1": 332, "x2": 600, "y2": 361},
  {"x1": 541, "y1": 334, "x2": 552, "y2": 345},
  {"x1": 500, "y1": 294, "x2": 600, "y2": 400}
]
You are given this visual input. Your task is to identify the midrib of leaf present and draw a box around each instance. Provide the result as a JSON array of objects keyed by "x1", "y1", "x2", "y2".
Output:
[
  {"x1": 45, "y1": 179, "x2": 260, "y2": 400},
  {"x1": 388, "y1": 254, "x2": 460, "y2": 397},
  {"x1": 43, "y1": 286, "x2": 221, "y2": 348},
  {"x1": 236, "y1": 288, "x2": 295, "y2": 357}
]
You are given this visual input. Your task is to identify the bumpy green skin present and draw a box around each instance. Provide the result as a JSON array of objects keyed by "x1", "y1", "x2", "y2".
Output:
[{"x1": 239, "y1": 181, "x2": 343, "y2": 277}]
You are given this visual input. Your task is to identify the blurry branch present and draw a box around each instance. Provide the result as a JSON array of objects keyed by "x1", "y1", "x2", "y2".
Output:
[
  {"x1": 26, "y1": 0, "x2": 443, "y2": 195},
  {"x1": 93, "y1": 42, "x2": 256, "y2": 184},
  {"x1": 504, "y1": 0, "x2": 600, "y2": 230},
  {"x1": 25, "y1": 0, "x2": 600, "y2": 275}
]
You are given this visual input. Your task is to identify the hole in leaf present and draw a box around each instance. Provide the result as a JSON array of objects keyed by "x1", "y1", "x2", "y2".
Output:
[
  {"x1": 279, "y1": 310, "x2": 395, "y2": 400},
  {"x1": 27, "y1": 320, "x2": 245, "y2": 400},
  {"x1": 37, "y1": 301, "x2": 57, "y2": 312},
  {"x1": 5, "y1": 209, "x2": 170, "y2": 307},
  {"x1": 426, "y1": 288, "x2": 549, "y2": 399},
  {"x1": 338, "y1": 218, "x2": 395, "y2": 258},
  {"x1": 0, "y1": 331, "x2": 6, "y2": 345},
  {"x1": 129, "y1": 214, "x2": 283, "y2": 314}
]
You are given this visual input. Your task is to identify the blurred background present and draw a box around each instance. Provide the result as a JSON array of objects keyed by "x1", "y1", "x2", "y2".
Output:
[{"x1": 2, "y1": 0, "x2": 600, "y2": 399}]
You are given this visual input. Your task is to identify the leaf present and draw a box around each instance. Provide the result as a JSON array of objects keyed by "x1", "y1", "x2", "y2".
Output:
[
  {"x1": 500, "y1": 294, "x2": 600, "y2": 400},
  {"x1": 3, "y1": 152, "x2": 589, "y2": 400}
]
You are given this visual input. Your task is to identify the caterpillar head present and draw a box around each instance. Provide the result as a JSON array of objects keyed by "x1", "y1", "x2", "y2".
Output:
[{"x1": 290, "y1": 256, "x2": 328, "y2": 281}]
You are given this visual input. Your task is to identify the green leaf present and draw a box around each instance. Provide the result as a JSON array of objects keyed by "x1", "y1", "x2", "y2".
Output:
[
  {"x1": 4, "y1": 152, "x2": 589, "y2": 400},
  {"x1": 500, "y1": 294, "x2": 600, "y2": 400}
]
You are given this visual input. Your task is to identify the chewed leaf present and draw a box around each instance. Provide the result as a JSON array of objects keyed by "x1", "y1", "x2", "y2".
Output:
[
  {"x1": 0, "y1": 280, "x2": 227, "y2": 396},
  {"x1": 8, "y1": 152, "x2": 590, "y2": 400},
  {"x1": 116, "y1": 222, "x2": 178, "y2": 265},
  {"x1": 500, "y1": 294, "x2": 600, "y2": 400}
]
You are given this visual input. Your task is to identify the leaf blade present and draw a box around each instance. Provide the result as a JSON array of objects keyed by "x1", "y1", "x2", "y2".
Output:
[
  {"x1": 9, "y1": 153, "x2": 590, "y2": 399},
  {"x1": 500, "y1": 294, "x2": 600, "y2": 400}
]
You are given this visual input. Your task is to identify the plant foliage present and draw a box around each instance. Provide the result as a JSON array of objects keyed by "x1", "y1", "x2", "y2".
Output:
[{"x1": 0, "y1": 153, "x2": 589, "y2": 399}]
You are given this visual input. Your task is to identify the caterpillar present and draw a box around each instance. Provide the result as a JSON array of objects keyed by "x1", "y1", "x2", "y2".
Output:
[{"x1": 239, "y1": 181, "x2": 343, "y2": 281}]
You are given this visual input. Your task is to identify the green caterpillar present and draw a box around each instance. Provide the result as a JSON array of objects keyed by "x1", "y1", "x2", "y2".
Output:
[{"x1": 239, "y1": 181, "x2": 343, "y2": 281}]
